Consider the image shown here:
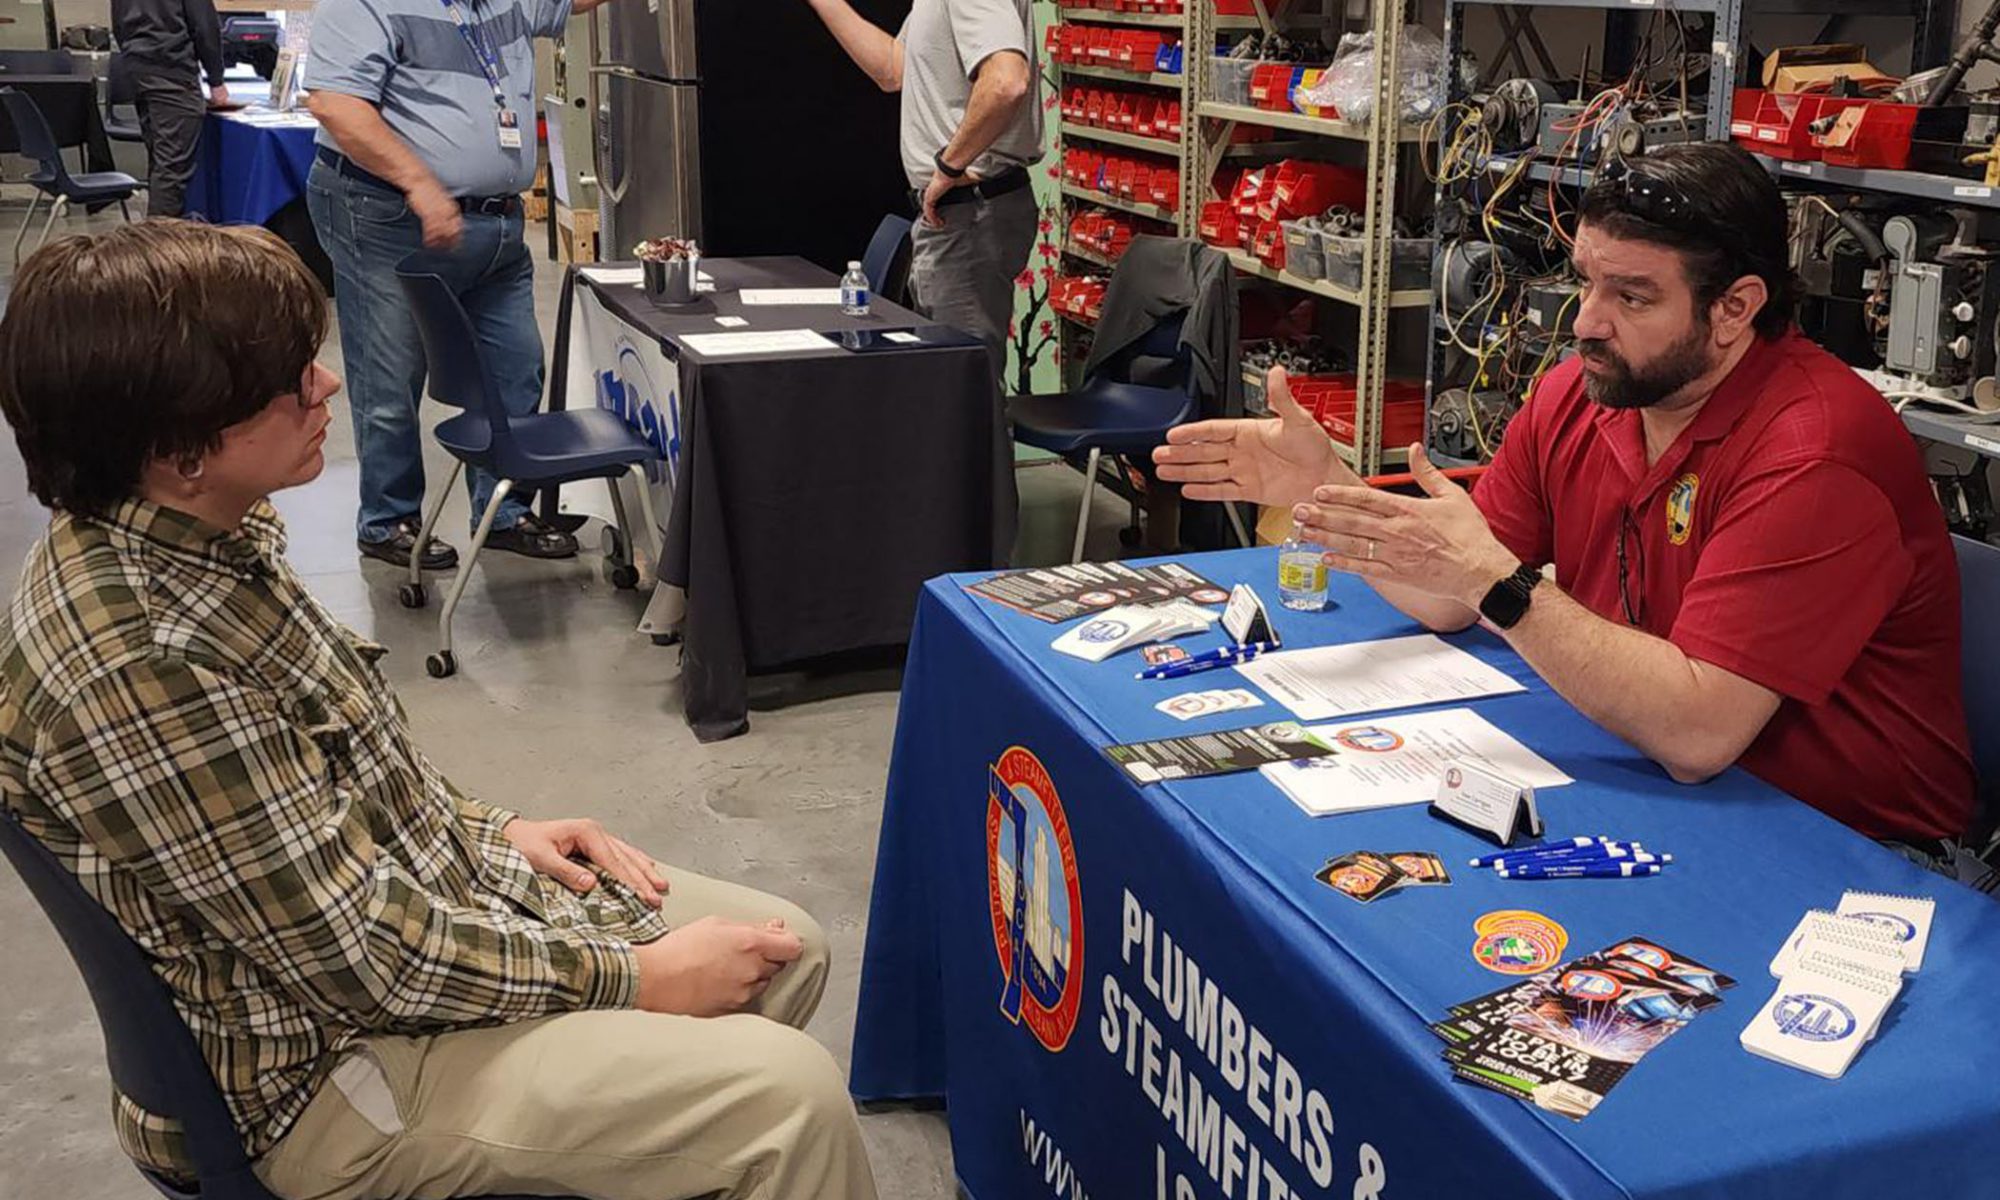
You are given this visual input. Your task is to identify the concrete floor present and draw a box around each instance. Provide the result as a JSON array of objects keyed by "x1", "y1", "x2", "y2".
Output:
[{"x1": 0, "y1": 209, "x2": 1139, "y2": 1197}]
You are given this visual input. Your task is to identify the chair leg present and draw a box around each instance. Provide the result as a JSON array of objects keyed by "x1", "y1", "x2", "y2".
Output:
[
  {"x1": 118, "y1": 198, "x2": 132, "y2": 223},
  {"x1": 13, "y1": 191, "x2": 41, "y2": 260},
  {"x1": 1071, "y1": 447, "x2": 1102, "y2": 564},
  {"x1": 604, "y1": 472, "x2": 635, "y2": 568},
  {"x1": 1224, "y1": 499, "x2": 1253, "y2": 549},
  {"x1": 410, "y1": 461, "x2": 464, "y2": 589},
  {"x1": 35, "y1": 197, "x2": 66, "y2": 251},
  {"x1": 436, "y1": 479, "x2": 513, "y2": 666}
]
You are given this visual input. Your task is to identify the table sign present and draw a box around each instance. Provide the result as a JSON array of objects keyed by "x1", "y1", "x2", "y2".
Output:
[{"x1": 1429, "y1": 760, "x2": 1542, "y2": 846}]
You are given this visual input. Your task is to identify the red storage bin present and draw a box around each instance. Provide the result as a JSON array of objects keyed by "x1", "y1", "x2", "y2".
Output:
[
  {"x1": 1261, "y1": 160, "x2": 1366, "y2": 221},
  {"x1": 1250, "y1": 64, "x2": 1304, "y2": 112},
  {"x1": 1198, "y1": 200, "x2": 1239, "y2": 248},
  {"x1": 1165, "y1": 100, "x2": 1184, "y2": 139},
  {"x1": 1819, "y1": 102, "x2": 1920, "y2": 170},
  {"x1": 1728, "y1": 88, "x2": 1869, "y2": 162},
  {"x1": 1251, "y1": 219, "x2": 1285, "y2": 268},
  {"x1": 1148, "y1": 167, "x2": 1178, "y2": 210}
]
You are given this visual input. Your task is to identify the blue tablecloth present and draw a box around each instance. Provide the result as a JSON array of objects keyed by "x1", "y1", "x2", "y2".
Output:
[
  {"x1": 852, "y1": 547, "x2": 2000, "y2": 1200},
  {"x1": 185, "y1": 114, "x2": 317, "y2": 227}
]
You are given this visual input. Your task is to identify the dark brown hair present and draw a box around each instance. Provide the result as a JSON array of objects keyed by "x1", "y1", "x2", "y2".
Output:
[
  {"x1": 1580, "y1": 142, "x2": 1800, "y2": 339},
  {"x1": 0, "y1": 220, "x2": 327, "y2": 514}
]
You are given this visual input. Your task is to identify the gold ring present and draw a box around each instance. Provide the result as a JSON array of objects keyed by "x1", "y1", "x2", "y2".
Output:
[{"x1": 1366, "y1": 539, "x2": 1376, "y2": 561}]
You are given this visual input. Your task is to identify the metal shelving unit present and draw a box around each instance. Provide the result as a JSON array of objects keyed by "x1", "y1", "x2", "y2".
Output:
[
  {"x1": 1063, "y1": 241, "x2": 1120, "y2": 269},
  {"x1": 1222, "y1": 248, "x2": 1432, "y2": 307},
  {"x1": 1058, "y1": 63, "x2": 1187, "y2": 88},
  {"x1": 1060, "y1": 122, "x2": 1182, "y2": 154},
  {"x1": 1058, "y1": 182, "x2": 1178, "y2": 221},
  {"x1": 1196, "y1": 101, "x2": 1421, "y2": 142},
  {"x1": 1901, "y1": 408, "x2": 2000, "y2": 462},
  {"x1": 1754, "y1": 153, "x2": 2000, "y2": 210}
]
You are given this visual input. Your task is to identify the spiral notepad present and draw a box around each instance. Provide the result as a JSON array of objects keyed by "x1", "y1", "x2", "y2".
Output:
[
  {"x1": 1741, "y1": 958, "x2": 1902, "y2": 1079},
  {"x1": 1836, "y1": 890, "x2": 1935, "y2": 972},
  {"x1": 1768, "y1": 910, "x2": 1908, "y2": 979},
  {"x1": 1791, "y1": 948, "x2": 1903, "y2": 1040}
]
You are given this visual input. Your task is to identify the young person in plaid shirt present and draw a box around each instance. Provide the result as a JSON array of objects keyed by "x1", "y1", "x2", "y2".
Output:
[{"x1": 0, "y1": 222, "x2": 878, "y2": 1200}]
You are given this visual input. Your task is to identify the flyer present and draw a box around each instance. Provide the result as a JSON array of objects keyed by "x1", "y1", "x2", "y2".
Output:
[{"x1": 1103, "y1": 721, "x2": 1336, "y2": 784}]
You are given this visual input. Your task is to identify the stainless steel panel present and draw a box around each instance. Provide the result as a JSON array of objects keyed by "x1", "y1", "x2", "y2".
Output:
[
  {"x1": 596, "y1": 72, "x2": 702, "y2": 254},
  {"x1": 598, "y1": 0, "x2": 683, "y2": 81}
]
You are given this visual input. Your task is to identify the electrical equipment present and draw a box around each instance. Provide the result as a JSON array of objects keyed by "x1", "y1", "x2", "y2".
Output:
[
  {"x1": 1524, "y1": 282, "x2": 1580, "y2": 337},
  {"x1": 1480, "y1": 78, "x2": 1561, "y2": 154},
  {"x1": 1431, "y1": 388, "x2": 1514, "y2": 464},
  {"x1": 1535, "y1": 102, "x2": 1703, "y2": 164},
  {"x1": 1879, "y1": 214, "x2": 2000, "y2": 395}
]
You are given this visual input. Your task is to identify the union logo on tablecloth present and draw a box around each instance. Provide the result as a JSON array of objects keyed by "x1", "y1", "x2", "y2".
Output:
[{"x1": 986, "y1": 746, "x2": 1084, "y2": 1052}]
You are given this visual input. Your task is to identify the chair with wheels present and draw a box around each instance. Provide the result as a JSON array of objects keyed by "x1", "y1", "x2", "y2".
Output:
[
  {"x1": 860, "y1": 213, "x2": 914, "y2": 309},
  {"x1": 396, "y1": 257, "x2": 663, "y2": 679},
  {"x1": 103, "y1": 53, "x2": 142, "y2": 145},
  {"x1": 2, "y1": 87, "x2": 140, "y2": 259},
  {"x1": 1009, "y1": 310, "x2": 1250, "y2": 561},
  {"x1": 0, "y1": 804, "x2": 583, "y2": 1200}
]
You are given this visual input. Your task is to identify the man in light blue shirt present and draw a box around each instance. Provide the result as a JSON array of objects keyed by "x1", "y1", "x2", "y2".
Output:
[{"x1": 307, "y1": 0, "x2": 597, "y2": 566}]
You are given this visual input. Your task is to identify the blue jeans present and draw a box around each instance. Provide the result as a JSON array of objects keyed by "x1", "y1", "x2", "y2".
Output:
[{"x1": 306, "y1": 160, "x2": 543, "y2": 541}]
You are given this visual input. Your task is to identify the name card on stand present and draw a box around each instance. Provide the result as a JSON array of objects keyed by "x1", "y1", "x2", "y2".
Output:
[
  {"x1": 1221, "y1": 583, "x2": 1277, "y2": 647},
  {"x1": 1428, "y1": 761, "x2": 1542, "y2": 847}
]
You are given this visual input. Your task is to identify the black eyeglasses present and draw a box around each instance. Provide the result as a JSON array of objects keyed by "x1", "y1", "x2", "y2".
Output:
[{"x1": 1615, "y1": 506, "x2": 1645, "y2": 627}]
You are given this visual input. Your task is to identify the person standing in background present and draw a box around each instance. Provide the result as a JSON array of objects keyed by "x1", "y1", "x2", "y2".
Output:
[
  {"x1": 806, "y1": 0, "x2": 1041, "y2": 375},
  {"x1": 305, "y1": 0, "x2": 612, "y2": 568},
  {"x1": 111, "y1": 0, "x2": 229, "y2": 217}
]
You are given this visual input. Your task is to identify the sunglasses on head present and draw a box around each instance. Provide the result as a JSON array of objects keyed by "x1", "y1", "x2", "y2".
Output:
[{"x1": 1598, "y1": 159, "x2": 1746, "y2": 262}]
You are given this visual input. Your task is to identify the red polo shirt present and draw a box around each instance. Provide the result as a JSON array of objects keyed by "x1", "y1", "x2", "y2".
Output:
[{"x1": 1472, "y1": 331, "x2": 1974, "y2": 840}]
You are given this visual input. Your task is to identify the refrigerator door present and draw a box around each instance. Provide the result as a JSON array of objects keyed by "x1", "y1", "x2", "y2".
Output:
[
  {"x1": 599, "y1": 0, "x2": 693, "y2": 82},
  {"x1": 597, "y1": 72, "x2": 702, "y2": 253}
]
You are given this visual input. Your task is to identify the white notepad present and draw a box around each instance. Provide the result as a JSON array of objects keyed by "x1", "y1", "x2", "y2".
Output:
[
  {"x1": 1741, "y1": 960, "x2": 1901, "y2": 1079},
  {"x1": 1791, "y1": 948, "x2": 1903, "y2": 1040},
  {"x1": 1836, "y1": 890, "x2": 1936, "y2": 972},
  {"x1": 1768, "y1": 910, "x2": 1908, "y2": 978}
]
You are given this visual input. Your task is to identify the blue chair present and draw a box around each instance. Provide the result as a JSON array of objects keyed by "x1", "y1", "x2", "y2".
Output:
[
  {"x1": 103, "y1": 53, "x2": 142, "y2": 144},
  {"x1": 1010, "y1": 311, "x2": 1248, "y2": 561},
  {"x1": 2, "y1": 86, "x2": 139, "y2": 260},
  {"x1": 860, "y1": 213, "x2": 913, "y2": 309},
  {"x1": 396, "y1": 258, "x2": 663, "y2": 678},
  {"x1": 1955, "y1": 535, "x2": 2000, "y2": 844},
  {"x1": 0, "y1": 805, "x2": 580, "y2": 1200}
]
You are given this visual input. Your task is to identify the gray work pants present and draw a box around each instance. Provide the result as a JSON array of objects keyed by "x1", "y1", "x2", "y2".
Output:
[
  {"x1": 909, "y1": 183, "x2": 1038, "y2": 381},
  {"x1": 132, "y1": 65, "x2": 205, "y2": 218}
]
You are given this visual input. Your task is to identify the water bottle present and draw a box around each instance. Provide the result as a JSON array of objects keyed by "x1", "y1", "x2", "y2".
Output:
[
  {"x1": 1277, "y1": 522, "x2": 1329, "y2": 611},
  {"x1": 840, "y1": 261, "x2": 871, "y2": 316}
]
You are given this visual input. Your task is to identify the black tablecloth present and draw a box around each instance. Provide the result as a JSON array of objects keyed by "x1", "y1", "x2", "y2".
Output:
[
  {"x1": 553, "y1": 256, "x2": 1016, "y2": 740},
  {"x1": 0, "y1": 75, "x2": 115, "y2": 177}
]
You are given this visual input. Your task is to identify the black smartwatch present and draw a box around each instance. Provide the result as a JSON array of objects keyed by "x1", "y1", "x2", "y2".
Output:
[
  {"x1": 1478, "y1": 565, "x2": 1542, "y2": 630},
  {"x1": 934, "y1": 148, "x2": 968, "y2": 179}
]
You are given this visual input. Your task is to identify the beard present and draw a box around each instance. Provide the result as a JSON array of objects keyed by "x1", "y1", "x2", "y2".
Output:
[{"x1": 1577, "y1": 320, "x2": 1713, "y2": 410}]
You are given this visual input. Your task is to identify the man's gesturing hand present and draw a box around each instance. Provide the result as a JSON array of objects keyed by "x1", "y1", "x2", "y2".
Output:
[
  {"x1": 1295, "y1": 445, "x2": 1519, "y2": 608},
  {"x1": 634, "y1": 917, "x2": 805, "y2": 1016},
  {"x1": 1152, "y1": 366, "x2": 1354, "y2": 509},
  {"x1": 501, "y1": 818, "x2": 669, "y2": 908}
]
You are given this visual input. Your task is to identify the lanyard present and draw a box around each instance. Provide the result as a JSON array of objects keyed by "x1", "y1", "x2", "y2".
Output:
[{"x1": 439, "y1": 0, "x2": 507, "y2": 108}]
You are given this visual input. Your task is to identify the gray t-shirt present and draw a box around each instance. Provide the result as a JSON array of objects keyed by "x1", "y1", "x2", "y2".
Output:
[
  {"x1": 897, "y1": 0, "x2": 1044, "y2": 189},
  {"x1": 308, "y1": 0, "x2": 569, "y2": 197}
]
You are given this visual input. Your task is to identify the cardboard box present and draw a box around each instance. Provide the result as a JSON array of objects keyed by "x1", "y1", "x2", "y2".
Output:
[{"x1": 1761, "y1": 44, "x2": 1885, "y2": 95}]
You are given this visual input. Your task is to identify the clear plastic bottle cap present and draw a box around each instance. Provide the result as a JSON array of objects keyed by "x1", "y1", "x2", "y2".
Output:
[{"x1": 847, "y1": 261, "x2": 862, "y2": 270}]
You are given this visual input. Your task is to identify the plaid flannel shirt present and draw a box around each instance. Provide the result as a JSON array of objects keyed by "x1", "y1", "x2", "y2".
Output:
[{"x1": 0, "y1": 499, "x2": 662, "y2": 1181}]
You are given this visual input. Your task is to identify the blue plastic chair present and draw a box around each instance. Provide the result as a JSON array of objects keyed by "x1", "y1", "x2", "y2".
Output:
[
  {"x1": 1, "y1": 86, "x2": 139, "y2": 260},
  {"x1": 1010, "y1": 312, "x2": 1224, "y2": 561},
  {"x1": 396, "y1": 257, "x2": 663, "y2": 679},
  {"x1": 103, "y1": 53, "x2": 143, "y2": 144},
  {"x1": 860, "y1": 213, "x2": 913, "y2": 308},
  {"x1": 1955, "y1": 535, "x2": 2000, "y2": 842},
  {"x1": 0, "y1": 805, "x2": 579, "y2": 1200}
]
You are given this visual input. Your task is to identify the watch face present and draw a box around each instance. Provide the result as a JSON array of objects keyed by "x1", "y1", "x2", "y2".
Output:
[{"x1": 1481, "y1": 569, "x2": 1537, "y2": 629}]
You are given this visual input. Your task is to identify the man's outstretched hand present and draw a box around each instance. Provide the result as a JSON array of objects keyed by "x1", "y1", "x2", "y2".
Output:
[
  {"x1": 1296, "y1": 444, "x2": 1519, "y2": 609},
  {"x1": 634, "y1": 917, "x2": 805, "y2": 1016},
  {"x1": 501, "y1": 818, "x2": 669, "y2": 908},
  {"x1": 1151, "y1": 365, "x2": 1355, "y2": 508}
]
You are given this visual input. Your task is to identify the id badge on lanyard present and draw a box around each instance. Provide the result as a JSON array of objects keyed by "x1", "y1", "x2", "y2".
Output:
[{"x1": 440, "y1": 0, "x2": 519, "y2": 150}]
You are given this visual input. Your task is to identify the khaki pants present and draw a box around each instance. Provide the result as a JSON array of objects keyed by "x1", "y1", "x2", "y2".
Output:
[{"x1": 255, "y1": 867, "x2": 878, "y2": 1200}]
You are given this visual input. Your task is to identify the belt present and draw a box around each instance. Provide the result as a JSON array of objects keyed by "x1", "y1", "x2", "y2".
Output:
[
  {"x1": 914, "y1": 165, "x2": 1032, "y2": 211},
  {"x1": 315, "y1": 148, "x2": 521, "y2": 216}
]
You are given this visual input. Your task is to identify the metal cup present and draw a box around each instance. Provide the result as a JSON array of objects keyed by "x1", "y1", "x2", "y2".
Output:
[{"x1": 643, "y1": 257, "x2": 697, "y2": 305}]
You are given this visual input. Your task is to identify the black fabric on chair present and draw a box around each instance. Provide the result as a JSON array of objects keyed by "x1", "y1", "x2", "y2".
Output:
[
  {"x1": 0, "y1": 49, "x2": 77, "y2": 75},
  {"x1": 861, "y1": 213, "x2": 914, "y2": 308},
  {"x1": 0, "y1": 806, "x2": 581, "y2": 1200},
  {"x1": 103, "y1": 52, "x2": 142, "y2": 143}
]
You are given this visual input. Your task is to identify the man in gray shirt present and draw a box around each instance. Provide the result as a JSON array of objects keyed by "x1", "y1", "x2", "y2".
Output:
[
  {"x1": 807, "y1": 0, "x2": 1042, "y2": 374},
  {"x1": 306, "y1": 0, "x2": 588, "y2": 568}
]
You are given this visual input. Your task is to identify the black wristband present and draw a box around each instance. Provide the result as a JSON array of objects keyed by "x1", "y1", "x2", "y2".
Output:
[
  {"x1": 934, "y1": 148, "x2": 968, "y2": 179},
  {"x1": 1478, "y1": 564, "x2": 1542, "y2": 631}
]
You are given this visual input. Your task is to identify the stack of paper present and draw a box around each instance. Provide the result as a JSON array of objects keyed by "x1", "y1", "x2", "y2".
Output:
[
  {"x1": 1259, "y1": 708, "x2": 1571, "y2": 816},
  {"x1": 1235, "y1": 634, "x2": 1526, "y2": 722},
  {"x1": 1050, "y1": 601, "x2": 1216, "y2": 662},
  {"x1": 1740, "y1": 890, "x2": 1932, "y2": 1078}
]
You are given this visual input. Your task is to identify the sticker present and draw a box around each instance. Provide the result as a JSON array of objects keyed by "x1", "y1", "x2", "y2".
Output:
[
  {"x1": 1141, "y1": 643, "x2": 1190, "y2": 667},
  {"x1": 1967, "y1": 433, "x2": 2000, "y2": 456},
  {"x1": 1756, "y1": 129, "x2": 1780, "y2": 142},
  {"x1": 1954, "y1": 184, "x2": 1994, "y2": 199},
  {"x1": 1781, "y1": 161, "x2": 1813, "y2": 175},
  {"x1": 1472, "y1": 909, "x2": 1569, "y2": 975},
  {"x1": 1316, "y1": 851, "x2": 1407, "y2": 903},
  {"x1": 1385, "y1": 851, "x2": 1451, "y2": 886}
]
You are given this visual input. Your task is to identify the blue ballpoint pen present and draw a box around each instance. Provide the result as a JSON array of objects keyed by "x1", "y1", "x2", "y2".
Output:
[
  {"x1": 1489, "y1": 847, "x2": 1672, "y2": 870},
  {"x1": 1136, "y1": 641, "x2": 1277, "y2": 681},
  {"x1": 1496, "y1": 861, "x2": 1665, "y2": 880},
  {"x1": 1469, "y1": 837, "x2": 1628, "y2": 867}
]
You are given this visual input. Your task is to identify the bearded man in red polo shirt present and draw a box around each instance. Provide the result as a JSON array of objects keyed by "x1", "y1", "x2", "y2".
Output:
[{"x1": 1156, "y1": 142, "x2": 1977, "y2": 872}]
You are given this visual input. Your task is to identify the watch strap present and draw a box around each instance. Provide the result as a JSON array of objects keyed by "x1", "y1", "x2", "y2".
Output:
[
  {"x1": 934, "y1": 148, "x2": 968, "y2": 179},
  {"x1": 1478, "y1": 564, "x2": 1542, "y2": 630}
]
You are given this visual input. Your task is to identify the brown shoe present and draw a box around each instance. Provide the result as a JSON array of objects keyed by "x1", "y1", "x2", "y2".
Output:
[{"x1": 359, "y1": 519, "x2": 458, "y2": 570}]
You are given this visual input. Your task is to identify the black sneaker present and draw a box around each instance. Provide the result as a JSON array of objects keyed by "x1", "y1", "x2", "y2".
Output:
[
  {"x1": 485, "y1": 512, "x2": 579, "y2": 559},
  {"x1": 359, "y1": 519, "x2": 459, "y2": 571}
]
